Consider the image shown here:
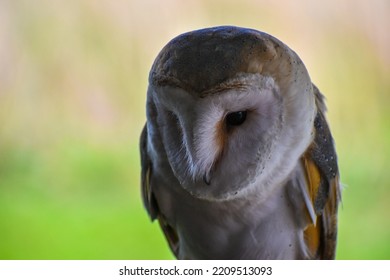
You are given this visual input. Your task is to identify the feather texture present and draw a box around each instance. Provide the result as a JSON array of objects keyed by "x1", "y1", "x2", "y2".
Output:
[{"x1": 140, "y1": 26, "x2": 341, "y2": 259}]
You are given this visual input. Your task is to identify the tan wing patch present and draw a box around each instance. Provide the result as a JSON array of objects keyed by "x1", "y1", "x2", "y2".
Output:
[
  {"x1": 303, "y1": 153, "x2": 322, "y2": 208},
  {"x1": 301, "y1": 106, "x2": 341, "y2": 259},
  {"x1": 302, "y1": 153, "x2": 322, "y2": 258}
]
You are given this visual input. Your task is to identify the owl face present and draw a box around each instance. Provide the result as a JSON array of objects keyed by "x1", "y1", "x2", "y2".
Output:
[{"x1": 147, "y1": 26, "x2": 316, "y2": 201}]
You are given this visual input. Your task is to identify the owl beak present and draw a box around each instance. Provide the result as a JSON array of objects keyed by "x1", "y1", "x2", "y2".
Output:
[{"x1": 203, "y1": 172, "x2": 212, "y2": 185}]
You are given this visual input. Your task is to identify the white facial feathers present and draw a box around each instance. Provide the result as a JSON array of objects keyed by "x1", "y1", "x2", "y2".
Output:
[
  {"x1": 151, "y1": 72, "x2": 312, "y2": 201},
  {"x1": 193, "y1": 74, "x2": 280, "y2": 183}
]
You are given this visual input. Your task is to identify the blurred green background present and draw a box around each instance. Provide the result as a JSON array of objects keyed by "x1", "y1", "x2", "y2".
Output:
[{"x1": 0, "y1": 0, "x2": 389, "y2": 259}]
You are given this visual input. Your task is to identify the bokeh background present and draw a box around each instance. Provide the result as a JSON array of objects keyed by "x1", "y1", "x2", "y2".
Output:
[{"x1": 0, "y1": 0, "x2": 389, "y2": 259}]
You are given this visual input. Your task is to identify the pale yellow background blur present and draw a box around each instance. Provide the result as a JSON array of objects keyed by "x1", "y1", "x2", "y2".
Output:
[{"x1": 0, "y1": 0, "x2": 389, "y2": 259}]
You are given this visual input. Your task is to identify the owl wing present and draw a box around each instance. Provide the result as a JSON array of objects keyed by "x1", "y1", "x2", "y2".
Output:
[
  {"x1": 301, "y1": 85, "x2": 341, "y2": 259},
  {"x1": 140, "y1": 124, "x2": 180, "y2": 257}
]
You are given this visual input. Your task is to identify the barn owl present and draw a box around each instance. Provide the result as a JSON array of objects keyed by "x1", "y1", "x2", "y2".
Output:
[{"x1": 140, "y1": 26, "x2": 341, "y2": 259}]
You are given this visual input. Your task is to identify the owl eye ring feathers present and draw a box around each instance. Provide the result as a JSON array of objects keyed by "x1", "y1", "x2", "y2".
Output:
[{"x1": 225, "y1": 111, "x2": 247, "y2": 127}]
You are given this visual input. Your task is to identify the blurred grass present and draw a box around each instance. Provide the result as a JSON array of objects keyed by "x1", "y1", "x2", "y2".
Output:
[
  {"x1": 0, "y1": 142, "x2": 173, "y2": 259},
  {"x1": 0, "y1": 0, "x2": 389, "y2": 259}
]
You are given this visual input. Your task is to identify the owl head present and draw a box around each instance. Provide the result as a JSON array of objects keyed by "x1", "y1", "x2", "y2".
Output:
[{"x1": 146, "y1": 26, "x2": 316, "y2": 201}]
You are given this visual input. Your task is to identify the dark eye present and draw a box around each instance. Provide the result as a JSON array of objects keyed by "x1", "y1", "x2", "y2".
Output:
[{"x1": 225, "y1": 111, "x2": 247, "y2": 127}]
